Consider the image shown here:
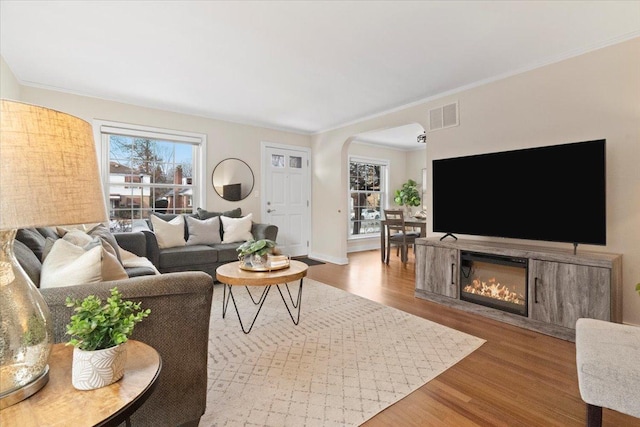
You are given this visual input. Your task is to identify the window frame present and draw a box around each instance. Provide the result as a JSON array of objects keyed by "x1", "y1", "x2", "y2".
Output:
[
  {"x1": 95, "y1": 120, "x2": 207, "y2": 229},
  {"x1": 348, "y1": 155, "x2": 388, "y2": 240}
]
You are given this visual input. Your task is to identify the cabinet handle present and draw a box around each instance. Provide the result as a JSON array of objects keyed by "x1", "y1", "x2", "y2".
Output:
[
  {"x1": 534, "y1": 277, "x2": 539, "y2": 303},
  {"x1": 451, "y1": 263, "x2": 455, "y2": 285}
]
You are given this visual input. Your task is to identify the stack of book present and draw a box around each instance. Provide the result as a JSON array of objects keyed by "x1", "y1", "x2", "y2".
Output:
[{"x1": 267, "y1": 254, "x2": 290, "y2": 268}]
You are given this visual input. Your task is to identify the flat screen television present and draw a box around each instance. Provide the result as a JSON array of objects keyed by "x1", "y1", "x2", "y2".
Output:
[{"x1": 432, "y1": 139, "x2": 606, "y2": 246}]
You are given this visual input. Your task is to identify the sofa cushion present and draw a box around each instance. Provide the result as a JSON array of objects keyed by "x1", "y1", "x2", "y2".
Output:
[
  {"x1": 40, "y1": 238, "x2": 128, "y2": 288},
  {"x1": 197, "y1": 207, "x2": 242, "y2": 220},
  {"x1": 159, "y1": 245, "x2": 219, "y2": 269},
  {"x1": 214, "y1": 243, "x2": 244, "y2": 262},
  {"x1": 186, "y1": 216, "x2": 222, "y2": 246},
  {"x1": 150, "y1": 212, "x2": 197, "y2": 242},
  {"x1": 14, "y1": 239, "x2": 42, "y2": 286},
  {"x1": 221, "y1": 213, "x2": 253, "y2": 244},
  {"x1": 150, "y1": 215, "x2": 187, "y2": 249},
  {"x1": 16, "y1": 228, "x2": 48, "y2": 261},
  {"x1": 36, "y1": 227, "x2": 60, "y2": 241},
  {"x1": 87, "y1": 223, "x2": 123, "y2": 265}
]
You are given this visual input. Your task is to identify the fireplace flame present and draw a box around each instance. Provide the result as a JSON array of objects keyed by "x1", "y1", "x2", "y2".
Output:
[{"x1": 463, "y1": 278, "x2": 525, "y2": 306}]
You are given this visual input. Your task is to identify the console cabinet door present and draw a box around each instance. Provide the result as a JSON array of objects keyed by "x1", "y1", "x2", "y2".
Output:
[
  {"x1": 416, "y1": 245, "x2": 458, "y2": 298},
  {"x1": 529, "y1": 260, "x2": 611, "y2": 328}
]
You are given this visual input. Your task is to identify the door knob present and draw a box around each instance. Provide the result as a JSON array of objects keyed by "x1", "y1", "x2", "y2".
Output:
[{"x1": 267, "y1": 209, "x2": 276, "y2": 213}]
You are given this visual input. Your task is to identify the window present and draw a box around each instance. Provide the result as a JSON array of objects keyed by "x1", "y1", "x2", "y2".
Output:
[
  {"x1": 349, "y1": 157, "x2": 387, "y2": 237},
  {"x1": 97, "y1": 121, "x2": 206, "y2": 232}
]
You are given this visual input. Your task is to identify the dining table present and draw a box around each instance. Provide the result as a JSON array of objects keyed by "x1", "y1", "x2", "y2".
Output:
[{"x1": 379, "y1": 217, "x2": 427, "y2": 262}]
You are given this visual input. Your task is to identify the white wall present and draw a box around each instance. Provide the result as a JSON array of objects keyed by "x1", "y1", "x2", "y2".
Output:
[
  {"x1": 312, "y1": 38, "x2": 640, "y2": 325},
  {"x1": 18, "y1": 86, "x2": 311, "y2": 222},
  {"x1": 0, "y1": 56, "x2": 20, "y2": 100}
]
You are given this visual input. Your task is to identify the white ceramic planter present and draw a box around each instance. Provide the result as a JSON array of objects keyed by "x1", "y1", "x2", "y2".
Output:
[{"x1": 71, "y1": 342, "x2": 127, "y2": 390}]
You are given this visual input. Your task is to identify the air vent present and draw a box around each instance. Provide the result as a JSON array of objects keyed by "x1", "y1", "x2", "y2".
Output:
[{"x1": 428, "y1": 101, "x2": 459, "y2": 132}]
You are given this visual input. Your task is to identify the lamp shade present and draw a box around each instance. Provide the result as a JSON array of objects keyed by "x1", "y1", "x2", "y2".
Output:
[
  {"x1": 0, "y1": 99, "x2": 107, "y2": 408},
  {"x1": 0, "y1": 99, "x2": 107, "y2": 229}
]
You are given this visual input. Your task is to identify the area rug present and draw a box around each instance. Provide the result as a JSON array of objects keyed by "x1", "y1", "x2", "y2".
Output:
[
  {"x1": 201, "y1": 279, "x2": 485, "y2": 426},
  {"x1": 292, "y1": 256, "x2": 326, "y2": 266}
]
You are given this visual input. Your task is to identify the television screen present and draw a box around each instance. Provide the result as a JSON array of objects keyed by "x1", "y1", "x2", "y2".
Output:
[{"x1": 432, "y1": 139, "x2": 606, "y2": 245}]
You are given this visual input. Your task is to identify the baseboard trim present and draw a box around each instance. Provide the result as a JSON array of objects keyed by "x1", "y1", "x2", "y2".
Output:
[{"x1": 308, "y1": 251, "x2": 349, "y2": 265}]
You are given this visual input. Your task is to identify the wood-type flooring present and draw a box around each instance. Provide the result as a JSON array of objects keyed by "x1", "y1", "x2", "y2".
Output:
[{"x1": 306, "y1": 250, "x2": 637, "y2": 427}]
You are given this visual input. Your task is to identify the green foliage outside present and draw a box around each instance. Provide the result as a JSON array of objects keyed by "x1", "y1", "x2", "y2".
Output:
[
  {"x1": 65, "y1": 287, "x2": 150, "y2": 351},
  {"x1": 394, "y1": 179, "x2": 421, "y2": 207},
  {"x1": 237, "y1": 239, "x2": 276, "y2": 257}
]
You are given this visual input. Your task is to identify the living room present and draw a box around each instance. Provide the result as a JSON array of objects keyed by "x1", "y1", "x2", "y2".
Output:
[{"x1": 1, "y1": 1, "x2": 639, "y2": 426}]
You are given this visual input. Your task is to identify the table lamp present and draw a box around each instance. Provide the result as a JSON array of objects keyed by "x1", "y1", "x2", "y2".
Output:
[{"x1": 0, "y1": 99, "x2": 108, "y2": 408}]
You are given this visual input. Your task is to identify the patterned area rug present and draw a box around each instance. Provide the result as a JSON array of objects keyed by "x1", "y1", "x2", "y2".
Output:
[{"x1": 200, "y1": 279, "x2": 485, "y2": 426}]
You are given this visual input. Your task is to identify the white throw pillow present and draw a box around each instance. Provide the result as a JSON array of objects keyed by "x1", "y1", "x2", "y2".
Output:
[
  {"x1": 186, "y1": 216, "x2": 222, "y2": 245},
  {"x1": 150, "y1": 215, "x2": 187, "y2": 249},
  {"x1": 221, "y1": 213, "x2": 254, "y2": 244},
  {"x1": 40, "y1": 238, "x2": 128, "y2": 288}
]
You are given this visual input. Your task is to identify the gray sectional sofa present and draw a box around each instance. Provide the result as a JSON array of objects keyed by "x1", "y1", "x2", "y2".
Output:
[
  {"x1": 134, "y1": 208, "x2": 279, "y2": 278},
  {"x1": 14, "y1": 226, "x2": 214, "y2": 427}
]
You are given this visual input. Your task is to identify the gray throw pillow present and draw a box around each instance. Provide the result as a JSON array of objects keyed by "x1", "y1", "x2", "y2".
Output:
[
  {"x1": 197, "y1": 207, "x2": 242, "y2": 220},
  {"x1": 186, "y1": 216, "x2": 222, "y2": 245},
  {"x1": 87, "y1": 224, "x2": 123, "y2": 264}
]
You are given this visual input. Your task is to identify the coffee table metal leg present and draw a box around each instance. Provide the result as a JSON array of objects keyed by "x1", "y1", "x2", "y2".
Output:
[
  {"x1": 222, "y1": 284, "x2": 272, "y2": 334},
  {"x1": 275, "y1": 279, "x2": 304, "y2": 325}
]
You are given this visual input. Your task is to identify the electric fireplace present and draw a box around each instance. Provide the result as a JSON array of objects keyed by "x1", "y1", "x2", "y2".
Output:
[{"x1": 460, "y1": 251, "x2": 528, "y2": 316}]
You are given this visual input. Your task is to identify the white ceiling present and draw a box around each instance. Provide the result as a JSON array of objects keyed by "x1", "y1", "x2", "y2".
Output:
[{"x1": 1, "y1": 1, "x2": 639, "y2": 148}]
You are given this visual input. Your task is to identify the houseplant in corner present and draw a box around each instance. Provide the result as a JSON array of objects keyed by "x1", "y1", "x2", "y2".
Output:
[
  {"x1": 394, "y1": 179, "x2": 421, "y2": 217},
  {"x1": 65, "y1": 287, "x2": 150, "y2": 390}
]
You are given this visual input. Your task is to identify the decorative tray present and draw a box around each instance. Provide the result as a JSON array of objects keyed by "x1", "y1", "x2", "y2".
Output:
[
  {"x1": 238, "y1": 262, "x2": 290, "y2": 272},
  {"x1": 238, "y1": 254, "x2": 291, "y2": 272}
]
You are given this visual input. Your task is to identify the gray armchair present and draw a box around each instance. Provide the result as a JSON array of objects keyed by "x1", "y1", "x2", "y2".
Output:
[
  {"x1": 15, "y1": 228, "x2": 214, "y2": 426},
  {"x1": 41, "y1": 273, "x2": 213, "y2": 427}
]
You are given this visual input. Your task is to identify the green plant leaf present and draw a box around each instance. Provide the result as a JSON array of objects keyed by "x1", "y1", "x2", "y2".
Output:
[
  {"x1": 394, "y1": 179, "x2": 421, "y2": 207},
  {"x1": 65, "y1": 287, "x2": 150, "y2": 351}
]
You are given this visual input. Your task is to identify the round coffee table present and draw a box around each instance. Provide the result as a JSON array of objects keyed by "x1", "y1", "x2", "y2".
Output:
[{"x1": 216, "y1": 260, "x2": 308, "y2": 334}]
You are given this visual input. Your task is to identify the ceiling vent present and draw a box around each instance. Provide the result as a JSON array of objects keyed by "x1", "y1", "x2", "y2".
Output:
[{"x1": 428, "y1": 101, "x2": 459, "y2": 132}]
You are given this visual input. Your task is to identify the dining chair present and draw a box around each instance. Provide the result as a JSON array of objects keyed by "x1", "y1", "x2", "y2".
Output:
[{"x1": 383, "y1": 209, "x2": 420, "y2": 265}]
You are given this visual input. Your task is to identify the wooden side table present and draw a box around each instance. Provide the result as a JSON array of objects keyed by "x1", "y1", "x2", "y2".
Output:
[
  {"x1": 216, "y1": 260, "x2": 308, "y2": 334},
  {"x1": 0, "y1": 340, "x2": 161, "y2": 427}
]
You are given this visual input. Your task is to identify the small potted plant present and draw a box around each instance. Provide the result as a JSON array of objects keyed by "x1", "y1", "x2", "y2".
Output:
[
  {"x1": 65, "y1": 287, "x2": 150, "y2": 390},
  {"x1": 237, "y1": 239, "x2": 277, "y2": 268},
  {"x1": 394, "y1": 179, "x2": 421, "y2": 216}
]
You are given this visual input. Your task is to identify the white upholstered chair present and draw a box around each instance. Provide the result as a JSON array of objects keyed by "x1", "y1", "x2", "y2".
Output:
[{"x1": 575, "y1": 318, "x2": 640, "y2": 426}]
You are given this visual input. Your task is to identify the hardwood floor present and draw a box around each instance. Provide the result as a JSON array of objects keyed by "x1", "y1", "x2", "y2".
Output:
[{"x1": 306, "y1": 250, "x2": 637, "y2": 427}]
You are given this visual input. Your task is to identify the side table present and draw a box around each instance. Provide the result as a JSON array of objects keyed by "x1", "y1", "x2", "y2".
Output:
[{"x1": 0, "y1": 340, "x2": 161, "y2": 427}]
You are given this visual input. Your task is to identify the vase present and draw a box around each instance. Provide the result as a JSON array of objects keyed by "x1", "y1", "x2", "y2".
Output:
[
  {"x1": 72, "y1": 342, "x2": 127, "y2": 390},
  {"x1": 239, "y1": 253, "x2": 268, "y2": 268}
]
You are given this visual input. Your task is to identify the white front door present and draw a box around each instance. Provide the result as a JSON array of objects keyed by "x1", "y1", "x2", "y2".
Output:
[{"x1": 262, "y1": 144, "x2": 310, "y2": 257}]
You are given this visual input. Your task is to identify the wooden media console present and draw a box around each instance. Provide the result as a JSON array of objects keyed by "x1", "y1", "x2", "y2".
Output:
[{"x1": 414, "y1": 238, "x2": 622, "y2": 341}]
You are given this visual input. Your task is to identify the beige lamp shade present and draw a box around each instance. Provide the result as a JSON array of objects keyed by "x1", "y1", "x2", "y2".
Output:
[{"x1": 0, "y1": 99, "x2": 108, "y2": 229}]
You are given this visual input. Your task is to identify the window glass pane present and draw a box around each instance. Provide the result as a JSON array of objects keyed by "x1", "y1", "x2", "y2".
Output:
[
  {"x1": 290, "y1": 156, "x2": 302, "y2": 168},
  {"x1": 107, "y1": 133, "x2": 198, "y2": 230},
  {"x1": 349, "y1": 160, "x2": 385, "y2": 237},
  {"x1": 272, "y1": 154, "x2": 285, "y2": 168}
]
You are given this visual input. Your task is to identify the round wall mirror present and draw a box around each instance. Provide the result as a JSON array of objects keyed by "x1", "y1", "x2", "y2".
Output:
[{"x1": 212, "y1": 158, "x2": 255, "y2": 201}]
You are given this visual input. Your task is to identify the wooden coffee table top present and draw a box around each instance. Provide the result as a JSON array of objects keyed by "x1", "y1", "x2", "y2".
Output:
[
  {"x1": 0, "y1": 340, "x2": 161, "y2": 427},
  {"x1": 216, "y1": 260, "x2": 308, "y2": 286}
]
